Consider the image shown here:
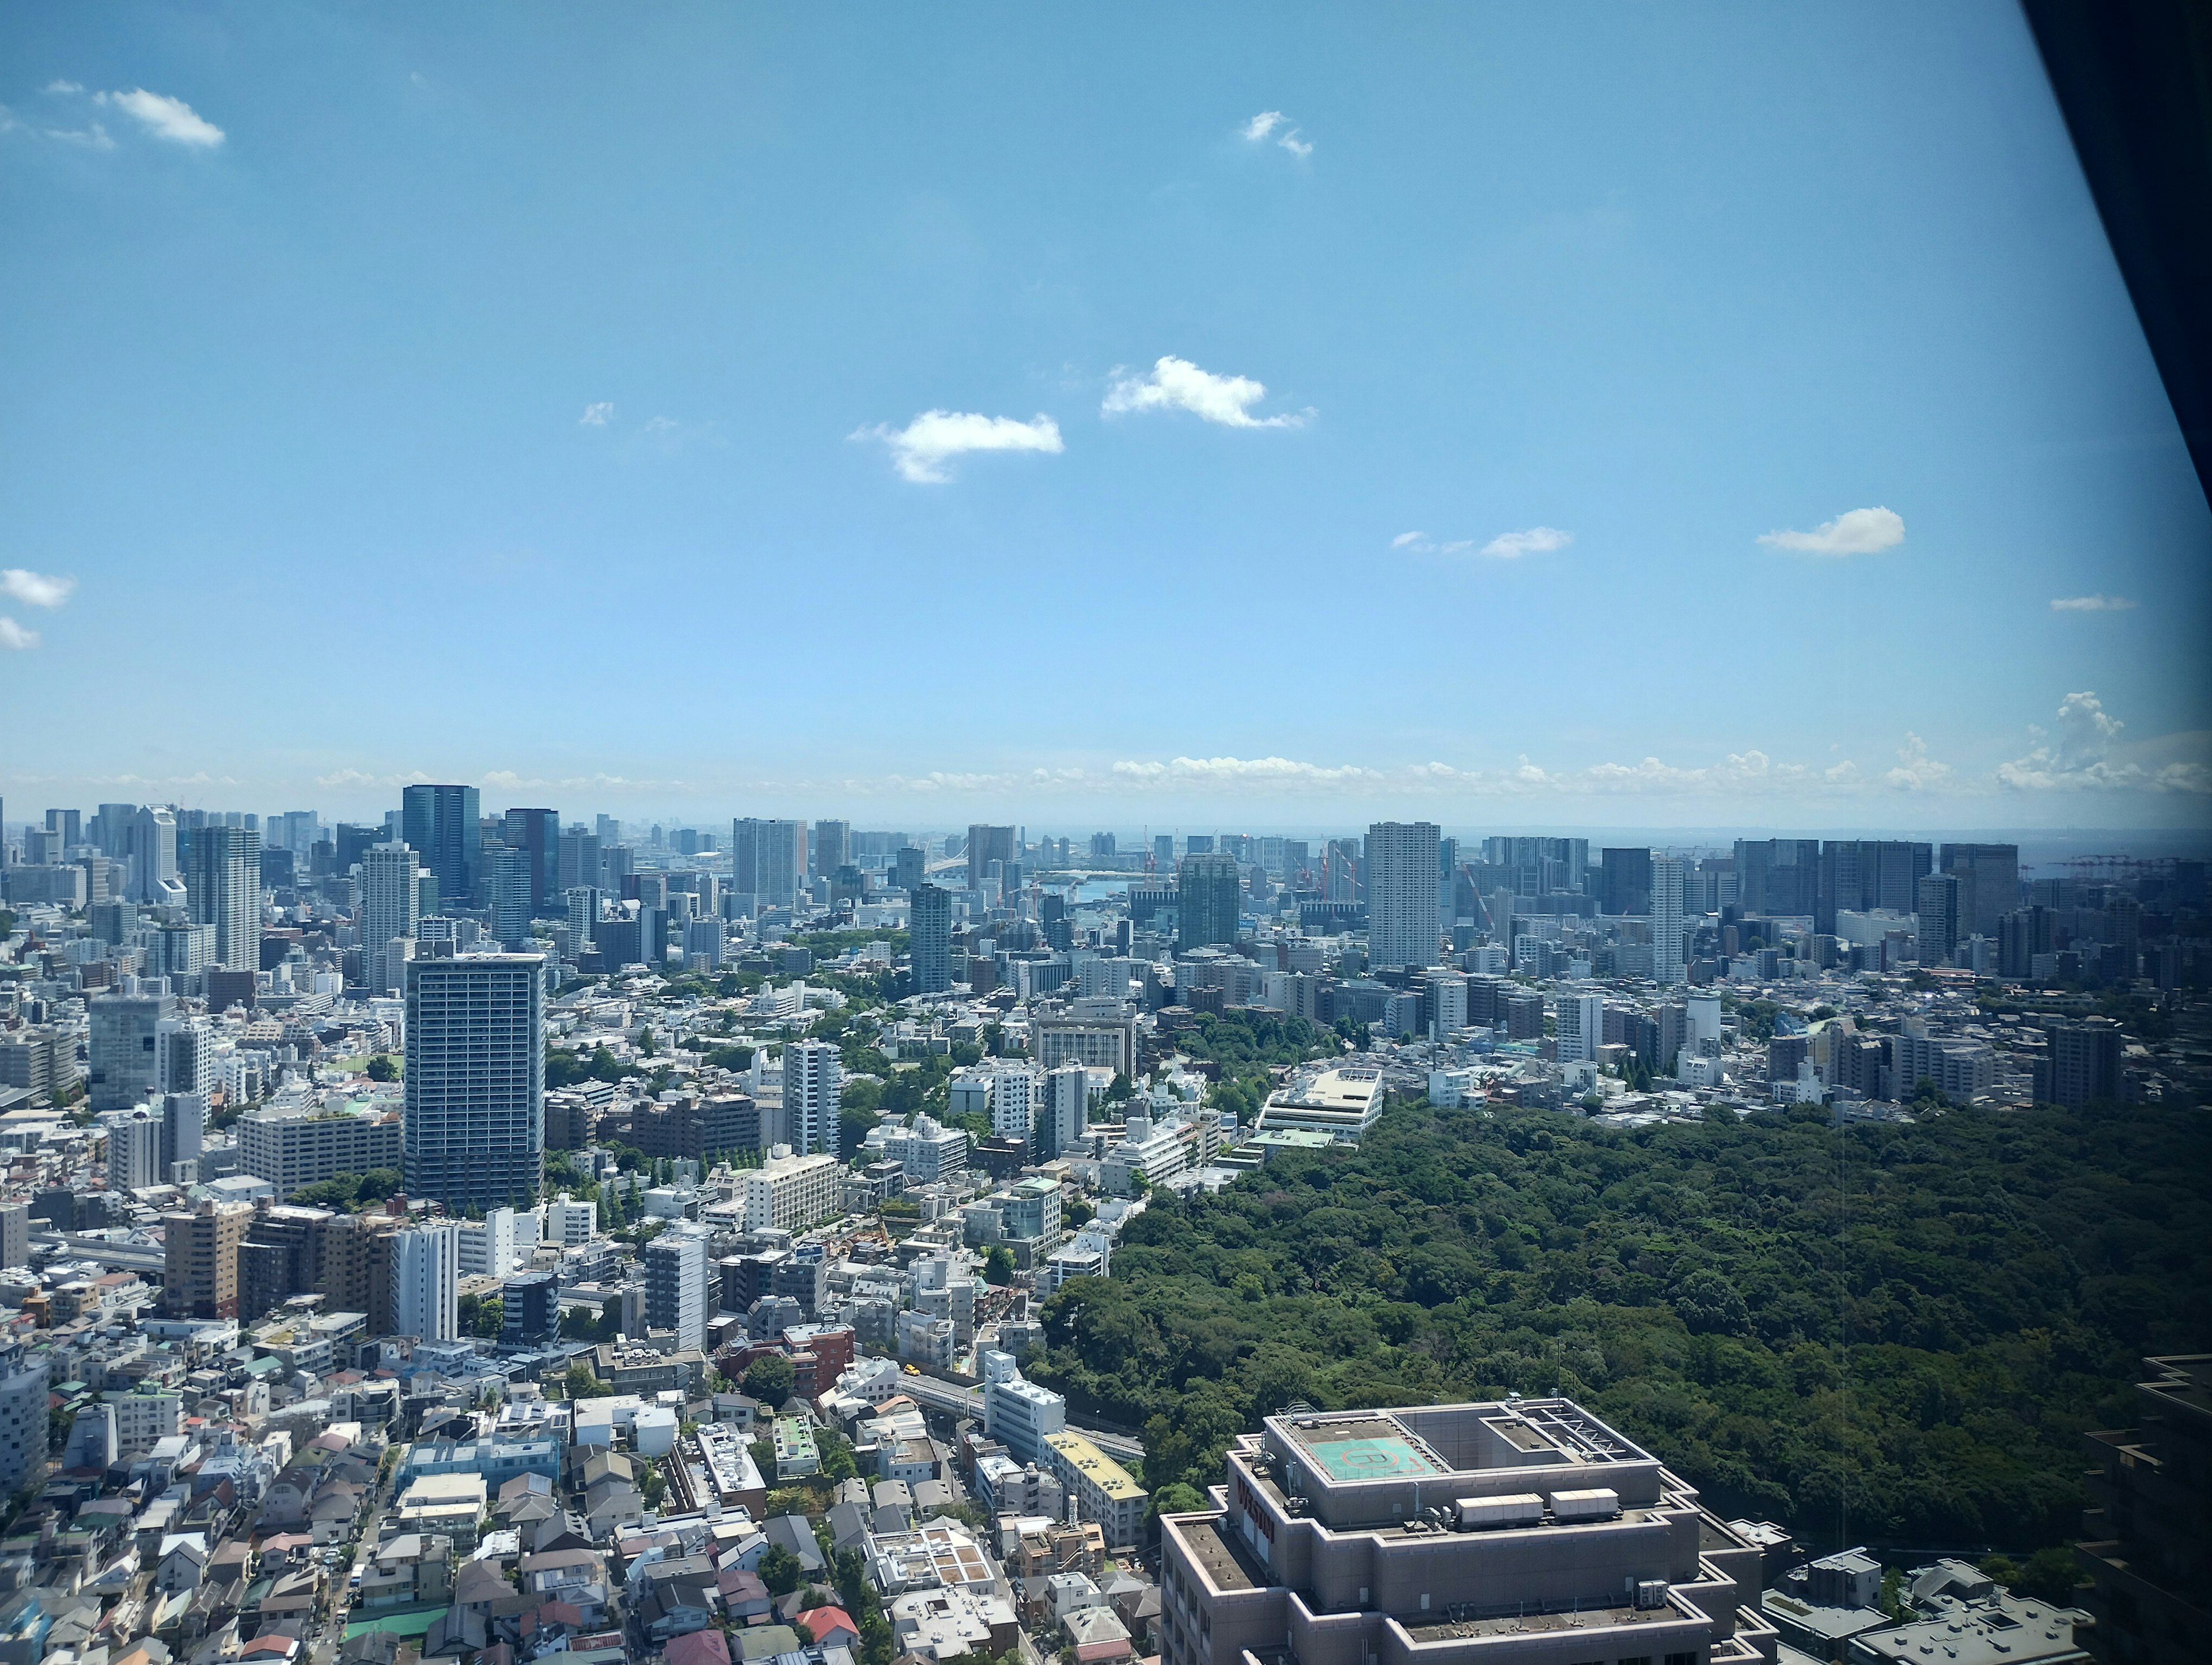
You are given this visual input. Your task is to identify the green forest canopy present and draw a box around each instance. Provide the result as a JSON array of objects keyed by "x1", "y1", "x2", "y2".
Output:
[{"x1": 1028, "y1": 1095, "x2": 2209, "y2": 1555}]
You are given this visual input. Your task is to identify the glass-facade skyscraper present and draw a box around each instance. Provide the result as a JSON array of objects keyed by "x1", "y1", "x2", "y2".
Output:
[{"x1": 402, "y1": 783, "x2": 482, "y2": 909}]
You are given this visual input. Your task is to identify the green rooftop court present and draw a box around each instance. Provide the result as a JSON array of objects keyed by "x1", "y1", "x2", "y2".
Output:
[
  {"x1": 344, "y1": 1605, "x2": 449, "y2": 1640},
  {"x1": 1302, "y1": 1432, "x2": 1448, "y2": 1482}
]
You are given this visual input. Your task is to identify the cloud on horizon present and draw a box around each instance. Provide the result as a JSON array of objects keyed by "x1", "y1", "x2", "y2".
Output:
[{"x1": 2051, "y1": 594, "x2": 2136, "y2": 612}]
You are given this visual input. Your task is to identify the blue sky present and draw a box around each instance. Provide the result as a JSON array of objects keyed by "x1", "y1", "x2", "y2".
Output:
[{"x1": 3, "y1": 3, "x2": 2208, "y2": 833}]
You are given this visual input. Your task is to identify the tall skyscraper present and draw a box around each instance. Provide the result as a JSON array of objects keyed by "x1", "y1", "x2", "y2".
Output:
[
  {"x1": 733, "y1": 818, "x2": 806, "y2": 908},
  {"x1": 784, "y1": 1040, "x2": 842, "y2": 1156},
  {"x1": 566, "y1": 887, "x2": 601, "y2": 953},
  {"x1": 911, "y1": 883, "x2": 952, "y2": 993},
  {"x1": 186, "y1": 824, "x2": 260, "y2": 971},
  {"x1": 967, "y1": 825, "x2": 1017, "y2": 892},
  {"x1": 401, "y1": 784, "x2": 482, "y2": 909},
  {"x1": 403, "y1": 949, "x2": 546, "y2": 1212},
  {"x1": 1817, "y1": 840, "x2": 1933, "y2": 932},
  {"x1": 1177, "y1": 853, "x2": 1242, "y2": 950},
  {"x1": 1365, "y1": 821, "x2": 1441, "y2": 969},
  {"x1": 359, "y1": 843, "x2": 421, "y2": 992},
  {"x1": 1651, "y1": 855, "x2": 1689, "y2": 985},
  {"x1": 893, "y1": 845, "x2": 926, "y2": 893},
  {"x1": 489, "y1": 844, "x2": 532, "y2": 951},
  {"x1": 557, "y1": 826, "x2": 601, "y2": 894},
  {"x1": 1915, "y1": 872, "x2": 1961, "y2": 965},
  {"x1": 127, "y1": 806, "x2": 184, "y2": 908},
  {"x1": 391, "y1": 1222, "x2": 461, "y2": 1341},
  {"x1": 643, "y1": 1221, "x2": 710, "y2": 1352},
  {"x1": 1599, "y1": 847, "x2": 1653, "y2": 916},
  {"x1": 1940, "y1": 843, "x2": 2020, "y2": 942},
  {"x1": 501, "y1": 807, "x2": 560, "y2": 912},
  {"x1": 813, "y1": 819, "x2": 851, "y2": 879},
  {"x1": 1733, "y1": 839, "x2": 1820, "y2": 916}
]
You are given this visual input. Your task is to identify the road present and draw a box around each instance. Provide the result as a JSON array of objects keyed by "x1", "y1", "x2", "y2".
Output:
[{"x1": 897, "y1": 1370, "x2": 1147, "y2": 1467}]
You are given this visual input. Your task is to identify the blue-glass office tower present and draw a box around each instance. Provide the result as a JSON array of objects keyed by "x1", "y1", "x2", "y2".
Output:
[{"x1": 402, "y1": 784, "x2": 482, "y2": 908}]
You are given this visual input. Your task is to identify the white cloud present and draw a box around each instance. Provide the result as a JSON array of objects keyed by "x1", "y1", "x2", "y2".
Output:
[
  {"x1": 44, "y1": 122, "x2": 113, "y2": 150},
  {"x1": 579, "y1": 401, "x2": 613, "y2": 427},
  {"x1": 96, "y1": 88, "x2": 224, "y2": 147},
  {"x1": 854, "y1": 409, "x2": 1065, "y2": 484},
  {"x1": 1394, "y1": 527, "x2": 1570, "y2": 559},
  {"x1": 1, "y1": 569, "x2": 75, "y2": 609},
  {"x1": 2051, "y1": 594, "x2": 2136, "y2": 612},
  {"x1": 1277, "y1": 130, "x2": 1312, "y2": 158},
  {"x1": 1884, "y1": 732, "x2": 1955, "y2": 791},
  {"x1": 1241, "y1": 111, "x2": 1285, "y2": 141},
  {"x1": 44, "y1": 80, "x2": 83, "y2": 95},
  {"x1": 1993, "y1": 691, "x2": 2207, "y2": 792},
  {"x1": 1102, "y1": 356, "x2": 1308, "y2": 428},
  {"x1": 641, "y1": 415, "x2": 677, "y2": 435},
  {"x1": 0, "y1": 618, "x2": 39, "y2": 651},
  {"x1": 1479, "y1": 526, "x2": 1573, "y2": 559},
  {"x1": 1239, "y1": 111, "x2": 1311, "y2": 156},
  {"x1": 1757, "y1": 506, "x2": 1904, "y2": 556}
]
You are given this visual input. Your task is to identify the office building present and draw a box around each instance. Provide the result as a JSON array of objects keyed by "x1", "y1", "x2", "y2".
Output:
[
  {"x1": 404, "y1": 949, "x2": 546, "y2": 1212},
  {"x1": 392, "y1": 1221, "x2": 461, "y2": 1341},
  {"x1": 1035, "y1": 1011, "x2": 1138, "y2": 1079},
  {"x1": 967, "y1": 824, "x2": 1017, "y2": 893},
  {"x1": 1914, "y1": 872, "x2": 1961, "y2": 965},
  {"x1": 187, "y1": 824, "x2": 261, "y2": 970},
  {"x1": 1651, "y1": 855, "x2": 1688, "y2": 985},
  {"x1": 88, "y1": 992, "x2": 171, "y2": 1112},
  {"x1": 893, "y1": 844, "x2": 926, "y2": 893},
  {"x1": 456, "y1": 1207, "x2": 519, "y2": 1277},
  {"x1": 733, "y1": 817, "x2": 806, "y2": 908},
  {"x1": 545, "y1": 1193, "x2": 599, "y2": 1246},
  {"x1": 784, "y1": 1040, "x2": 842, "y2": 1157},
  {"x1": 1363, "y1": 821, "x2": 1441, "y2": 969},
  {"x1": 163, "y1": 1199, "x2": 254, "y2": 1319},
  {"x1": 912, "y1": 882, "x2": 953, "y2": 993},
  {"x1": 1940, "y1": 843, "x2": 2020, "y2": 942},
  {"x1": 682, "y1": 915, "x2": 726, "y2": 969},
  {"x1": 1732, "y1": 839, "x2": 1820, "y2": 917},
  {"x1": 1179, "y1": 853, "x2": 1243, "y2": 950},
  {"x1": 500, "y1": 806, "x2": 559, "y2": 912},
  {"x1": 644, "y1": 1221, "x2": 711, "y2": 1352},
  {"x1": 359, "y1": 843, "x2": 421, "y2": 992},
  {"x1": 0, "y1": 1203, "x2": 28, "y2": 1272},
  {"x1": 1157, "y1": 1399, "x2": 1775, "y2": 1665},
  {"x1": 558, "y1": 827, "x2": 601, "y2": 895},
  {"x1": 744, "y1": 1148, "x2": 842, "y2": 1232},
  {"x1": 813, "y1": 819, "x2": 851, "y2": 878},
  {"x1": 488, "y1": 844, "x2": 532, "y2": 950},
  {"x1": 402, "y1": 783, "x2": 482, "y2": 908},
  {"x1": 128, "y1": 806, "x2": 184, "y2": 908},
  {"x1": 1817, "y1": 839, "x2": 1933, "y2": 933}
]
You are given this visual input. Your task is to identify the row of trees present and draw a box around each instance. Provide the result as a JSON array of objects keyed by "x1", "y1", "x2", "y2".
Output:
[{"x1": 1028, "y1": 1093, "x2": 2209, "y2": 1553}]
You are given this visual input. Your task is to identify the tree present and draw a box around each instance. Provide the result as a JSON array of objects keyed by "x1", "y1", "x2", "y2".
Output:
[
  {"x1": 759, "y1": 1545, "x2": 804, "y2": 1596},
  {"x1": 983, "y1": 1246, "x2": 1016, "y2": 1285},
  {"x1": 563, "y1": 1361, "x2": 613, "y2": 1399},
  {"x1": 473, "y1": 1296, "x2": 505, "y2": 1339},
  {"x1": 365, "y1": 1054, "x2": 396, "y2": 1082},
  {"x1": 1107, "y1": 1072, "x2": 1135, "y2": 1103},
  {"x1": 744, "y1": 1353, "x2": 796, "y2": 1405},
  {"x1": 839, "y1": 1106, "x2": 882, "y2": 1161}
]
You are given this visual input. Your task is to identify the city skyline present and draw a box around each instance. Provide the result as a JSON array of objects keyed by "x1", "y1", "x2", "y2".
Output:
[{"x1": 1, "y1": 7, "x2": 2207, "y2": 830}]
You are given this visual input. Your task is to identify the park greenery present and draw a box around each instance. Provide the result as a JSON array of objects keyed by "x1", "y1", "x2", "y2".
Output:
[{"x1": 1028, "y1": 1093, "x2": 2210, "y2": 1555}]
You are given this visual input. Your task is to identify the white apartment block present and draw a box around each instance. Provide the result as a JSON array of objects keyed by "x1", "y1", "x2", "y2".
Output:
[{"x1": 744, "y1": 1148, "x2": 842, "y2": 1233}]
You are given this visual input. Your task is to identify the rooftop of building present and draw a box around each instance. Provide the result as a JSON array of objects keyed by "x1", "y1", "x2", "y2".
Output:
[{"x1": 1043, "y1": 1431, "x2": 1145, "y2": 1501}]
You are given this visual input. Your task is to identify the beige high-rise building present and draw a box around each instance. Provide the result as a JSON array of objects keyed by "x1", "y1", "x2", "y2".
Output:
[{"x1": 162, "y1": 1199, "x2": 254, "y2": 1319}]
